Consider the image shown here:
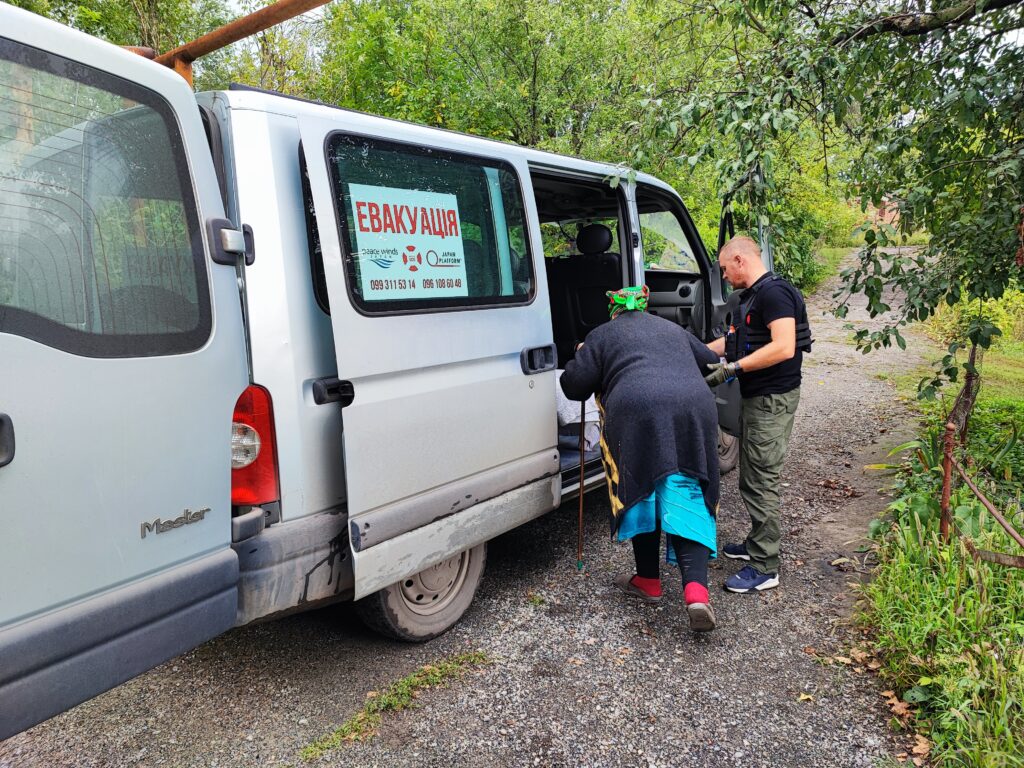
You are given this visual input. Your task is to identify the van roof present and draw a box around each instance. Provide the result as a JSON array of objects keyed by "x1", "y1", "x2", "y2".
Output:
[{"x1": 213, "y1": 84, "x2": 679, "y2": 198}]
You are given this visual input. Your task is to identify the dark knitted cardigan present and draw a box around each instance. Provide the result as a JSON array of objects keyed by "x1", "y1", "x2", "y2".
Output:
[{"x1": 559, "y1": 311, "x2": 721, "y2": 532}]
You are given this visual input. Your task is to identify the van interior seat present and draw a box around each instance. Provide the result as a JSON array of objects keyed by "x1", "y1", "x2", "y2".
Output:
[
  {"x1": 545, "y1": 223, "x2": 623, "y2": 366},
  {"x1": 573, "y1": 223, "x2": 622, "y2": 324}
]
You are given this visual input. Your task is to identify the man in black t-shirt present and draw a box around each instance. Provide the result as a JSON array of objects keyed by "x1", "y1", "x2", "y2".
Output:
[{"x1": 704, "y1": 236, "x2": 810, "y2": 593}]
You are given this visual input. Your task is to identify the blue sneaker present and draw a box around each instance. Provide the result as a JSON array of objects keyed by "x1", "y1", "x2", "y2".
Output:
[
  {"x1": 725, "y1": 565, "x2": 779, "y2": 593},
  {"x1": 722, "y1": 542, "x2": 751, "y2": 561}
]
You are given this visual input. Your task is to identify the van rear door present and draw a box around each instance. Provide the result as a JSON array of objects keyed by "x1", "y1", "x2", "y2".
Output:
[
  {"x1": 298, "y1": 118, "x2": 558, "y2": 599},
  {"x1": 0, "y1": 8, "x2": 247, "y2": 738}
]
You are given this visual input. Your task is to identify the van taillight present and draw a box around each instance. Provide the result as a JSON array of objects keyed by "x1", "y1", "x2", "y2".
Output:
[{"x1": 231, "y1": 385, "x2": 279, "y2": 506}]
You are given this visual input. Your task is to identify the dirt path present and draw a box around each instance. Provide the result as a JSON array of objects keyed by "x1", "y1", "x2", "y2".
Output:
[{"x1": 1, "y1": 253, "x2": 930, "y2": 768}]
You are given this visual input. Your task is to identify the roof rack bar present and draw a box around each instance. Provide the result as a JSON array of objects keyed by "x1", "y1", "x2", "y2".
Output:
[{"x1": 153, "y1": 0, "x2": 330, "y2": 85}]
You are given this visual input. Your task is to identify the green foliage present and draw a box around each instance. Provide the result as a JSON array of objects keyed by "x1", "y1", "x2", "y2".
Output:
[
  {"x1": 928, "y1": 285, "x2": 1024, "y2": 350},
  {"x1": 633, "y1": 0, "x2": 1024, "y2": 389},
  {"x1": 862, "y1": 527, "x2": 1024, "y2": 767},
  {"x1": 863, "y1": 377, "x2": 1024, "y2": 765}
]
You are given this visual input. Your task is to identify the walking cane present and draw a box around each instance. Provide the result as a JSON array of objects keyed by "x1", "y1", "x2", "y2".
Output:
[{"x1": 577, "y1": 398, "x2": 586, "y2": 571}]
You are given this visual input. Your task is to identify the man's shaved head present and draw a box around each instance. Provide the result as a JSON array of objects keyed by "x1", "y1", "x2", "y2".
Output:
[
  {"x1": 718, "y1": 234, "x2": 767, "y2": 289},
  {"x1": 720, "y1": 235, "x2": 761, "y2": 261}
]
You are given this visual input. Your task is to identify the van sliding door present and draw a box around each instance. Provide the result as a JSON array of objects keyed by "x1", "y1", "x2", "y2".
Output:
[{"x1": 298, "y1": 120, "x2": 558, "y2": 598}]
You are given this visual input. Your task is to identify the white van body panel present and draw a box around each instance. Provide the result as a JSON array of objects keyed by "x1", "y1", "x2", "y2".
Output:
[
  {"x1": 226, "y1": 105, "x2": 346, "y2": 520},
  {"x1": 0, "y1": 7, "x2": 245, "y2": 624},
  {"x1": 0, "y1": 5, "x2": 247, "y2": 738}
]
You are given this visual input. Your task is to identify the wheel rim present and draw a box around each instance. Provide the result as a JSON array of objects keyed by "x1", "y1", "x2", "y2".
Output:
[{"x1": 398, "y1": 549, "x2": 473, "y2": 616}]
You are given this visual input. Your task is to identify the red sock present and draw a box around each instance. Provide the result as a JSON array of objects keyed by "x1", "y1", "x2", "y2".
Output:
[
  {"x1": 630, "y1": 575, "x2": 662, "y2": 597},
  {"x1": 684, "y1": 582, "x2": 709, "y2": 605}
]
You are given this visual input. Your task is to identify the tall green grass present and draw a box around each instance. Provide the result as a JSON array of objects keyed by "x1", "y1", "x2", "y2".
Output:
[{"x1": 860, "y1": 326, "x2": 1024, "y2": 766}]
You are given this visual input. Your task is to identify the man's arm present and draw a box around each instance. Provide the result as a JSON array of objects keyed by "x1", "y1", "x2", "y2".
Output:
[
  {"x1": 735, "y1": 317, "x2": 796, "y2": 373},
  {"x1": 707, "y1": 336, "x2": 726, "y2": 357}
]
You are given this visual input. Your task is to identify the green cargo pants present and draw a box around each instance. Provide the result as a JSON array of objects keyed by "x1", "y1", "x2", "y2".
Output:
[{"x1": 738, "y1": 388, "x2": 801, "y2": 575}]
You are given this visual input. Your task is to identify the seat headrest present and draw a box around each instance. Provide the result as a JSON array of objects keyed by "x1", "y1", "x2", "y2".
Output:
[{"x1": 577, "y1": 224, "x2": 613, "y2": 255}]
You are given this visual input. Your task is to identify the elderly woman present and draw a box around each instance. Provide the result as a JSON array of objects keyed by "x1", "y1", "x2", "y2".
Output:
[{"x1": 560, "y1": 285, "x2": 721, "y2": 631}]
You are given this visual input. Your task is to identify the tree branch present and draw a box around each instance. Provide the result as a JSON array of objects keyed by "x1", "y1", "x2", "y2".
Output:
[{"x1": 834, "y1": 0, "x2": 1024, "y2": 45}]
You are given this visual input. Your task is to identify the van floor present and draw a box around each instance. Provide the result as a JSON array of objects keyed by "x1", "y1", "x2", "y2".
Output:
[{"x1": 1, "y1": 252, "x2": 921, "y2": 767}]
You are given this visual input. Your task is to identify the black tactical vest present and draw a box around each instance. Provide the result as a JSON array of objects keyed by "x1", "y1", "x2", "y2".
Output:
[{"x1": 726, "y1": 273, "x2": 813, "y2": 363}]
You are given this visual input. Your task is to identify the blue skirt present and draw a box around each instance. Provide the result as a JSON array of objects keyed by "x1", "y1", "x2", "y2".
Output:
[{"x1": 617, "y1": 472, "x2": 717, "y2": 565}]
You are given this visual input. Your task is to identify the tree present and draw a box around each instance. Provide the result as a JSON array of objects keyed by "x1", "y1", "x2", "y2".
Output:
[{"x1": 642, "y1": 0, "x2": 1024, "y2": 392}]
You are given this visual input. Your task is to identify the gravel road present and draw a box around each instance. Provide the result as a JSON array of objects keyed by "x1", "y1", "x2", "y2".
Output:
[{"x1": 0, "y1": 252, "x2": 929, "y2": 768}]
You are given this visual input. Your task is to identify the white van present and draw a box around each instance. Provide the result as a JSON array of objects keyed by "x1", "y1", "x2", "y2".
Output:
[{"x1": 0, "y1": 6, "x2": 742, "y2": 739}]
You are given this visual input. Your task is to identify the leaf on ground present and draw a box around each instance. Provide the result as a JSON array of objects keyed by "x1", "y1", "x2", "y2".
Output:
[
  {"x1": 797, "y1": 693, "x2": 814, "y2": 702},
  {"x1": 803, "y1": 646, "x2": 817, "y2": 656},
  {"x1": 912, "y1": 734, "x2": 931, "y2": 756},
  {"x1": 567, "y1": 658, "x2": 585, "y2": 666},
  {"x1": 833, "y1": 655, "x2": 853, "y2": 665}
]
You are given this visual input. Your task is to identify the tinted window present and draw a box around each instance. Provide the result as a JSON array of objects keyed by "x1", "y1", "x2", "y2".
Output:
[
  {"x1": 0, "y1": 39, "x2": 210, "y2": 357},
  {"x1": 325, "y1": 134, "x2": 533, "y2": 314}
]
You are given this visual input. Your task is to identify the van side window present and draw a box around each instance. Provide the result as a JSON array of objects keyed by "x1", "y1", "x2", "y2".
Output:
[
  {"x1": 0, "y1": 39, "x2": 211, "y2": 357},
  {"x1": 637, "y1": 199, "x2": 700, "y2": 273},
  {"x1": 325, "y1": 134, "x2": 534, "y2": 313}
]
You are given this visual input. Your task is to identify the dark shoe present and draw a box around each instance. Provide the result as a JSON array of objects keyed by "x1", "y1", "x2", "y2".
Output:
[
  {"x1": 686, "y1": 602, "x2": 716, "y2": 632},
  {"x1": 613, "y1": 574, "x2": 662, "y2": 603},
  {"x1": 725, "y1": 565, "x2": 779, "y2": 593},
  {"x1": 722, "y1": 542, "x2": 751, "y2": 561}
]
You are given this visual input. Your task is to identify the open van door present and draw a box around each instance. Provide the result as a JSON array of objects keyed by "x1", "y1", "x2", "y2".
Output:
[
  {"x1": 297, "y1": 118, "x2": 558, "y2": 603},
  {"x1": 0, "y1": 8, "x2": 247, "y2": 738},
  {"x1": 708, "y1": 207, "x2": 743, "y2": 437}
]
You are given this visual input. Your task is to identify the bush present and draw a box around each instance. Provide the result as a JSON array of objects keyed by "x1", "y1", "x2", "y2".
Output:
[{"x1": 928, "y1": 285, "x2": 1024, "y2": 349}]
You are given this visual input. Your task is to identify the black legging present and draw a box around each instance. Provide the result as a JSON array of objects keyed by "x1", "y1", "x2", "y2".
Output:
[{"x1": 631, "y1": 524, "x2": 710, "y2": 587}]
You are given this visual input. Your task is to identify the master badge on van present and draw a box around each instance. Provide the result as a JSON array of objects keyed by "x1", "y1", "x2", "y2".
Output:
[{"x1": 140, "y1": 508, "x2": 211, "y2": 539}]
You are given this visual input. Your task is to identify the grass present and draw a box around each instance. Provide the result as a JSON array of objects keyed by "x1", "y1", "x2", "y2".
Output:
[
  {"x1": 803, "y1": 246, "x2": 856, "y2": 292},
  {"x1": 858, "y1": 333, "x2": 1024, "y2": 766},
  {"x1": 859, "y1": 528, "x2": 1024, "y2": 766},
  {"x1": 299, "y1": 651, "x2": 488, "y2": 761},
  {"x1": 977, "y1": 345, "x2": 1024, "y2": 400}
]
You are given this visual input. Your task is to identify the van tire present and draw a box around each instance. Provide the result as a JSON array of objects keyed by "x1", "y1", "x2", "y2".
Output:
[
  {"x1": 355, "y1": 543, "x2": 487, "y2": 642},
  {"x1": 718, "y1": 428, "x2": 740, "y2": 474}
]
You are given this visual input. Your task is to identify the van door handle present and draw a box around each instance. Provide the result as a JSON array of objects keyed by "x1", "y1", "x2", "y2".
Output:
[
  {"x1": 0, "y1": 413, "x2": 14, "y2": 468},
  {"x1": 520, "y1": 344, "x2": 557, "y2": 375},
  {"x1": 312, "y1": 378, "x2": 355, "y2": 407}
]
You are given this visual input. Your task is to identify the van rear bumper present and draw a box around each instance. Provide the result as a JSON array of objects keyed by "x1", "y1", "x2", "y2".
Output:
[{"x1": 0, "y1": 550, "x2": 237, "y2": 741}]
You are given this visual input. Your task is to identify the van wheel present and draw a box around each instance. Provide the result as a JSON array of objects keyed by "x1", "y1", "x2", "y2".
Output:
[
  {"x1": 718, "y1": 428, "x2": 740, "y2": 474},
  {"x1": 354, "y1": 543, "x2": 487, "y2": 642}
]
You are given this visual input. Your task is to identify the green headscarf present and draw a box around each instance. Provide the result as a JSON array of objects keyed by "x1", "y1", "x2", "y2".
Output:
[{"x1": 607, "y1": 285, "x2": 650, "y2": 319}]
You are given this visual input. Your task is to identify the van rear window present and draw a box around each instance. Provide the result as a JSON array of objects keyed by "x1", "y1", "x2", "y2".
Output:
[
  {"x1": 325, "y1": 134, "x2": 534, "y2": 314},
  {"x1": 0, "y1": 39, "x2": 210, "y2": 357}
]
